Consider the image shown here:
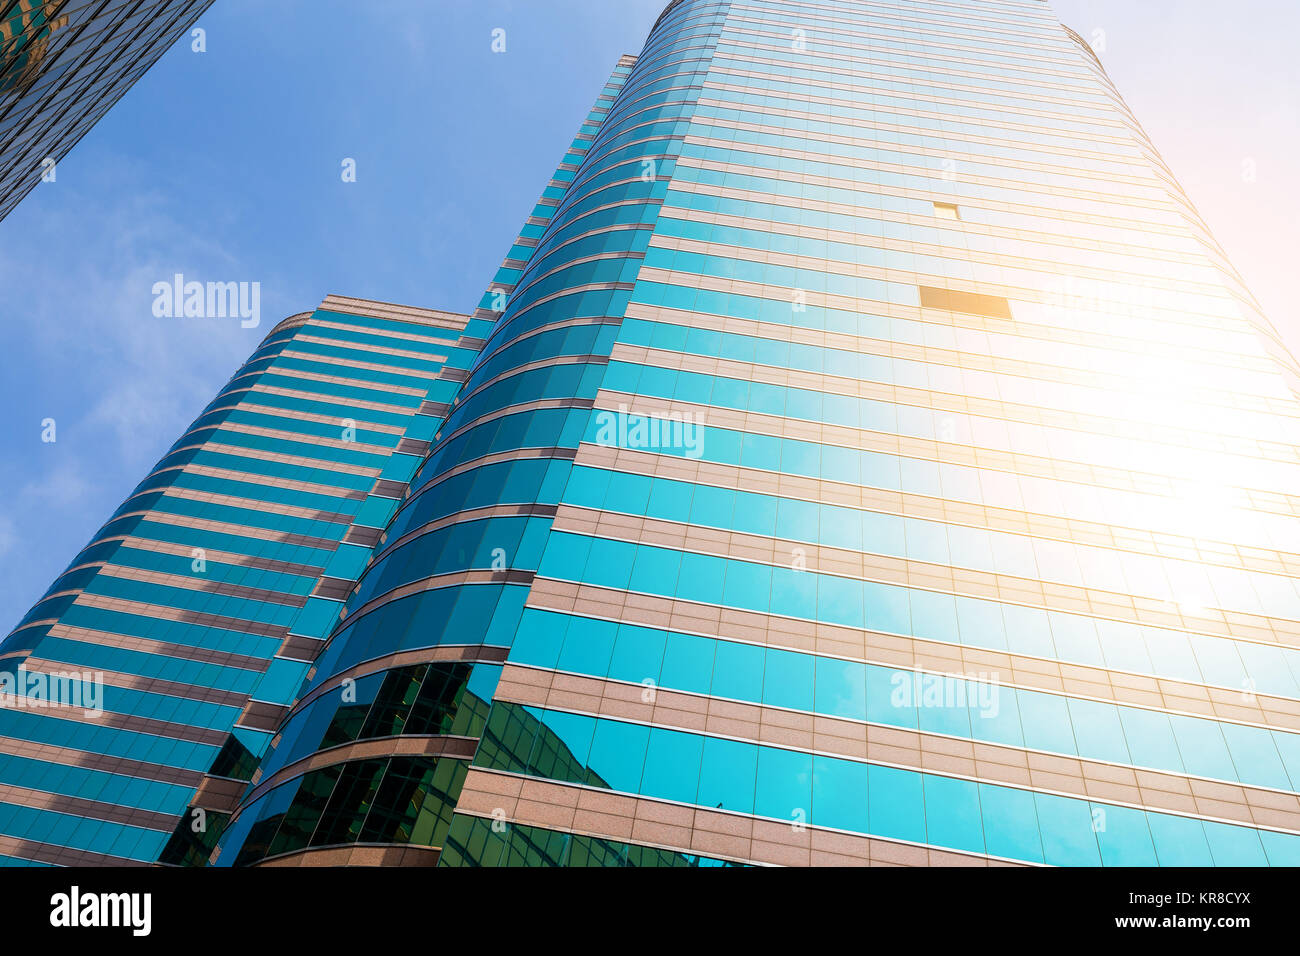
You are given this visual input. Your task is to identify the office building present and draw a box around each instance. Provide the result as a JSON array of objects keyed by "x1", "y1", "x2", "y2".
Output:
[
  {"x1": 0, "y1": 0, "x2": 213, "y2": 220},
  {"x1": 10, "y1": 0, "x2": 1300, "y2": 867}
]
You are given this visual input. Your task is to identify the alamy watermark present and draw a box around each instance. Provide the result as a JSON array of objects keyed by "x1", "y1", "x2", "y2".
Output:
[
  {"x1": 152, "y1": 273, "x2": 260, "y2": 328},
  {"x1": 890, "y1": 670, "x2": 1001, "y2": 719},
  {"x1": 50, "y1": 886, "x2": 150, "y2": 937},
  {"x1": 0, "y1": 666, "x2": 104, "y2": 718},
  {"x1": 593, "y1": 403, "x2": 705, "y2": 459}
]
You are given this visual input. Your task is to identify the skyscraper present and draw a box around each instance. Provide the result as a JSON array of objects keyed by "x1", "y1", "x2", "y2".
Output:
[
  {"x1": 0, "y1": 0, "x2": 212, "y2": 221},
  {"x1": 0, "y1": 295, "x2": 478, "y2": 865},
  {"x1": 8, "y1": 0, "x2": 1300, "y2": 868}
]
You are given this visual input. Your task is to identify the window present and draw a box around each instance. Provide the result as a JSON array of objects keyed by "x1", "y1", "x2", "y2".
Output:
[
  {"x1": 933, "y1": 201, "x2": 961, "y2": 220},
  {"x1": 918, "y1": 285, "x2": 1012, "y2": 319}
]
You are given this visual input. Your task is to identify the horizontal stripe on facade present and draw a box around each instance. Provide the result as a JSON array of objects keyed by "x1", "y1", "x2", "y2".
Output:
[
  {"x1": 43, "y1": 624, "x2": 269, "y2": 676},
  {"x1": 298, "y1": 318, "x2": 468, "y2": 352},
  {"x1": 645, "y1": 235, "x2": 1244, "y2": 375},
  {"x1": 523, "y1": 577, "x2": 1300, "y2": 733},
  {"x1": 626, "y1": 280, "x2": 1280, "y2": 423},
  {"x1": 717, "y1": 22, "x2": 1102, "y2": 96},
  {"x1": 490, "y1": 281, "x2": 637, "y2": 333},
  {"x1": 723, "y1": 30, "x2": 1106, "y2": 105},
  {"x1": 711, "y1": 40, "x2": 1101, "y2": 115},
  {"x1": 492, "y1": 664, "x2": 1300, "y2": 833},
  {"x1": 143, "y1": 463, "x2": 371, "y2": 506},
  {"x1": 110, "y1": 535, "x2": 326, "y2": 579},
  {"x1": 239, "y1": 363, "x2": 429, "y2": 400},
  {"x1": 290, "y1": 331, "x2": 458, "y2": 365},
  {"x1": 369, "y1": 503, "x2": 560, "y2": 569},
  {"x1": 612, "y1": 315, "x2": 1288, "y2": 459},
  {"x1": 614, "y1": 298, "x2": 1300, "y2": 482},
  {"x1": 691, "y1": 111, "x2": 1159, "y2": 212},
  {"x1": 720, "y1": 28, "x2": 1112, "y2": 97},
  {"x1": 238, "y1": 381, "x2": 422, "y2": 419},
  {"x1": 610, "y1": 340, "x2": 1295, "y2": 481},
  {"x1": 49, "y1": 555, "x2": 307, "y2": 607},
  {"x1": 574, "y1": 440, "x2": 1298, "y2": 583},
  {"x1": 0, "y1": 778, "x2": 178, "y2": 834},
  {"x1": 222, "y1": 363, "x2": 424, "y2": 405},
  {"x1": 276, "y1": 347, "x2": 450, "y2": 383},
  {"x1": 733, "y1": 0, "x2": 1086, "y2": 51},
  {"x1": 465, "y1": 314, "x2": 623, "y2": 380},
  {"x1": 257, "y1": 312, "x2": 314, "y2": 341},
  {"x1": 109, "y1": 508, "x2": 340, "y2": 553},
  {"x1": 733, "y1": 2, "x2": 1078, "y2": 56},
  {"x1": 556, "y1": 141, "x2": 683, "y2": 198},
  {"x1": 180, "y1": 441, "x2": 383, "y2": 482},
  {"x1": 453, "y1": 354, "x2": 611, "y2": 411},
  {"x1": 0, "y1": 735, "x2": 203, "y2": 790},
  {"x1": 256, "y1": 843, "x2": 441, "y2": 868},
  {"x1": 553, "y1": 148, "x2": 684, "y2": 212},
  {"x1": 1, "y1": 685, "x2": 229, "y2": 749},
  {"x1": 666, "y1": 174, "x2": 1235, "y2": 307},
  {"x1": 0, "y1": 834, "x2": 147, "y2": 868},
  {"x1": 296, "y1": 644, "x2": 511, "y2": 715},
  {"x1": 332, "y1": 569, "x2": 535, "y2": 637},
  {"x1": 196, "y1": 397, "x2": 411, "y2": 438},
  {"x1": 155, "y1": 485, "x2": 357, "y2": 528},
  {"x1": 435, "y1": 396, "x2": 597, "y2": 448},
  {"x1": 551, "y1": 499, "x2": 1300, "y2": 649},
  {"x1": 679, "y1": 133, "x2": 1187, "y2": 257},
  {"x1": 413, "y1": 446, "x2": 578, "y2": 497},
  {"x1": 94, "y1": 564, "x2": 308, "y2": 610},
  {"x1": 510, "y1": 250, "x2": 650, "y2": 308},
  {"x1": 22, "y1": 656, "x2": 249, "y2": 710},
  {"x1": 316, "y1": 296, "x2": 470, "y2": 333},
  {"x1": 238, "y1": 735, "x2": 477, "y2": 818},
  {"x1": 752, "y1": 0, "x2": 1058, "y2": 33},
  {"x1": 276, "y1": 635, "x2": 330, "y2": 665},
  {"x1": 70, "y1": 591, "x2": 290, "y2": 642},
  {"x1": 710, "y1": 62, "x2": 1100, "y2": 132},
  {"x1": 455, "y1": 767, "x2": 1021, "y2": 867},
  {"x1": 658, "y1": 197, "x2": 1257, "y2": 342},
  {"x1": 188, "y1": 418, "x2": 397, "y2": 459},
  {"x1": 592, "y1": 387, "x2": 1300, "y2": 547},
  {"x1": 696, "y1": 89, "x2": 1151, "y2": 188},
  {"x1": 513, "y1": 223, "x2": 656, "y2": 279},
  {"x1": 673, "y1": 148, "x2": 1190, "y2": 252}
]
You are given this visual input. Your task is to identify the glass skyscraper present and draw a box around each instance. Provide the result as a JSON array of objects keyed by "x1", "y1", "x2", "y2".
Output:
[
  {"x1": 0, "y1": 0, "x2": 212, "y2": 220},
  {"x1": 0, "y1": 295, "x2": 477, "y2": 865},
  {"x1": 8, "y1": 0, "x2": 1300, "y2": 868}
]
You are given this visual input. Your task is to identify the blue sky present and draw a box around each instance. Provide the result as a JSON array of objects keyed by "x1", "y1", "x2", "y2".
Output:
[{"x1": 0, "y1": 0, "x2": 1295, "y2": 631}]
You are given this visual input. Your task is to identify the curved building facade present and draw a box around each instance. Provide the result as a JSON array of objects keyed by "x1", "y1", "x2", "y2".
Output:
[
  {"x1": 218, "y1": 0, "x2": 1300, "y2": 868},
  {"x1": 8, "y1": 0, "x2": 1300, "y2": 869},
  {"x1": 0, "y1": 295, "x2": 472, "y2": 865},
  {"x1": 213, "y1": 3, "x2": 737, "y2": 867}
]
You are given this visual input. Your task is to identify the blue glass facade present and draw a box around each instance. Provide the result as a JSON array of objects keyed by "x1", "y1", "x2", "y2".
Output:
[
  {"x1": 0, "y1": 0, "x2": 214, "y2": 220},
  {"x1": 0, "y1": 296, "x2": 473, "y2": 864},
  {"x1": 433, "y1": 0, "x2": 1300, "y2": 868},
  {"x1": 9, "y1": 0, "x2": 1300, "y2": 869},
  {"x1": 208, "y1": 56, "x2": 656, "y2": 867}
]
